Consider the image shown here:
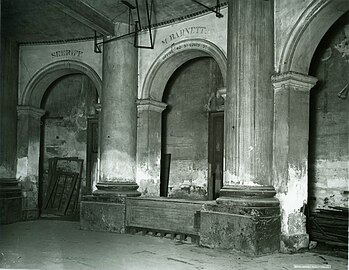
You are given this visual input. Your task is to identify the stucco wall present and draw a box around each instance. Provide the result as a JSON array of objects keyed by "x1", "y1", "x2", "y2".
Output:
[
  {"x1": 309, "y1": 16, "x2": 349, "y2": 211},
  {"x1": 137, "y1": 7, "x2": 228, "y2": 98},
  {"x1": 162, "y1": 57, "x2": 223, "y2": 200},
  {"x1": 18, "y1": 40, "x2": 102, "y2": 105},
  {"x1": 274, "y1": 0, "x2": 313, "y2": 71}
]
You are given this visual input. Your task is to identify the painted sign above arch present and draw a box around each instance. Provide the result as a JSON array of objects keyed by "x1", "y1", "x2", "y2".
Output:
[
  {"x1": 51, "y1": 49, "x2": 83, "y2": 58},
  {"x1": 142, "y1": 38, "x2": 227, "y2": 102},
  {"x1": 161, "y1": 26, "x2": 208, "y2": 45},
  {"x1": 137, "y1": 7, "x2": 228, "y2": 99},
  {"x1": 162, "y1": 39, "x2": 213, "y2": 61},
  {"x1": 19, "y1": 40, "x2": 102, "y2": 103}
]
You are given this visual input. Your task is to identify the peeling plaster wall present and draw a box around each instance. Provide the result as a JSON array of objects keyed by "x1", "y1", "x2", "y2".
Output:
[
  {"x1": 41, "y1": 74, "x2": 97, "y2": 202},
  {"x1": 309, "y1": 16, "x2": 349, "y2": 211},
  {"x1": 162, "y1": 57, "x2": 223, "y2": 200}
]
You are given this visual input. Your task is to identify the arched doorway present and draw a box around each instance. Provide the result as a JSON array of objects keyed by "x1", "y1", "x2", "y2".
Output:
[
  {"x1": 272, "y1": 2, "x2": 349, "y2": 252},
  {"x1": 136, "y1": 39, "x2": 227, "y2": 198},
  {"x1": 17, "y1": 60, "x2": 101, "y2": 220},
  {"x1": 308, "y1": 11, "x2": 348, "y2": 248},
  {"x1": 39, "y1": 73, "x2": 99, "y2": 218},
  {"x1": 161, "y1": 56, "x2": 224, "y2": 200}
]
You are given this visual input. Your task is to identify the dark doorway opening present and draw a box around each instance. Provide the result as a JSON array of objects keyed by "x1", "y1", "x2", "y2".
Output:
[{"x1": 208, "y1": 111, "x2": 224, "y2": 200}]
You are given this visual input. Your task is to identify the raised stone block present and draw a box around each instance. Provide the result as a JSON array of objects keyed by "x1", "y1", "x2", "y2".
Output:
[
  {"x1": 80, "y1": 195, "x2": 126, "y2": 233},
  {"x1": 126, "y1": 197, "x2": 202, "y2": 236},
  {"x1": 0, "y1": 178, "x2": 22, "y2": 224},
  {"x1": 200, "y1": 209, "x2": 280, "y2": 255},
  {"x1": 200, "y1": 185, "x2": 281, "y2": 255},
  {"x1": 281, "y1": 233, "x2": 309, "y2": 253}
]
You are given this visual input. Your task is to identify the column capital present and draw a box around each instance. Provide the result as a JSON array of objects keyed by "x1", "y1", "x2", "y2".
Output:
[
  {"x1": 272, "y1": 72, "x2": 318, "y2": 92},
  {"x1": 94, "y1": 182, "x2": 141, "y2": 197},
  {"x1": 136, "y1": 99, "x2": 167, "y2": 113},
  {"x1": 17, "y1": 105, "x2": 45, "y2": 119}
]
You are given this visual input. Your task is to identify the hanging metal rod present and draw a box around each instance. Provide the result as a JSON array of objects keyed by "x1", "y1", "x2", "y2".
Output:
[
  {"x1": 134, "y1": 0, "x2": 154, "y2": 49},
  {"x1": 93, "y1": 0, "x2": 155, "y2": 52},
  {"x1": 192, "y1": 0, "x2": 223, "y2": 18},
  {"x1": 121, "y1": 0, "x2": 135, "y2": 9},
  {"x1": 121, "y1": 0, "x2": 136, "y2": 34}
]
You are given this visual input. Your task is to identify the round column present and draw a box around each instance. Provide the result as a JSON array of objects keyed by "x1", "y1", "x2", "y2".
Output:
[
  {"x1": 223, "y1": 0, "x2": 275, "y2": 191},
  {"x1": 214, "y1": 0, "x2": 280, "y2": 254},
  {"x1": 96, "y1": 36, "x2": 140, "y2": 197}
]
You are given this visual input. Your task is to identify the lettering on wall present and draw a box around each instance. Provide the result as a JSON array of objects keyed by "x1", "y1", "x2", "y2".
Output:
[
  {"x1": 161, "y1": 26, "x2": 208, "y2": 45},
  {"x1": 51, "y1": 49, "x2": 83, "y2": 58},
  {"x1": 162, "y1": 41, "x2": 209, "y2": 61}
]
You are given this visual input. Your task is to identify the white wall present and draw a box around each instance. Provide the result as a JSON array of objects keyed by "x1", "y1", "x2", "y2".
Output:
[
  {"x1": 18, "y1": 40, "x2": 102, "y2": 105},
  {"x1": 137, "y1": 7, "x2": 228, "y2": 99}
]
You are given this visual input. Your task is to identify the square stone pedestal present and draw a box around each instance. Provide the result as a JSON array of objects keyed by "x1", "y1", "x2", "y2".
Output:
[
  {"x1": 0, "y1": 179, "x2": 22, "y2": 224},
  {"x1": 80, "y1": 195, "x2": 126, "y2": 233},
  {"x1": 200, "y1": 197, "x2": 281, "y2": 255}
]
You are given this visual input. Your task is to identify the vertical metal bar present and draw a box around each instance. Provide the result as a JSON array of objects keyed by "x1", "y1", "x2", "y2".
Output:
[
  {"x1": 128, "y1": 7, "x2": 131, "y2": 34},
  {"x1": 145, "y1": 0, "x2": 154, "y2": 49},
  {"x1": 135, "y1": 0, "x2": 142, "y2": 30},
  {"x1": 134, "y1": 21, "x2": 139, "y2": 47}
]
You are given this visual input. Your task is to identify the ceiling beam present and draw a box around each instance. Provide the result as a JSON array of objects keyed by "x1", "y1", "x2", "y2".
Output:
[{"x1": 49, "y1": 0, "x2": 115, "y2": 36}]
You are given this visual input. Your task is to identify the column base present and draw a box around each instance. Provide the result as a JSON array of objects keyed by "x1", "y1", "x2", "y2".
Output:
[
  {"x1": 80, "y1": 182, "x2": 140, "y2": 233},
  {"x1": 200, "y1": 185, "x2": 281, "y2": 255},
  {"x1": 281, "y1": 233, "x2": 309, "y2": 253},
  {"x1": 22, "y1": 208, "x2": 39, "y2": 221},
  {"x1": 94, "y1": 182, "x2": 141, "y2": 197},
  {"x1": 80, "y1": 195, "x2": 127, "y2": 233},
  {"x1": 0, "y1": 178, "x2": 22, "y2": 224}
]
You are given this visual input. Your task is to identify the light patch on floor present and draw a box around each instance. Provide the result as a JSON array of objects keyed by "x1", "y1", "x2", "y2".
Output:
[{"x1": 0, "y1": 220, "x2": 347, "y2": 270}]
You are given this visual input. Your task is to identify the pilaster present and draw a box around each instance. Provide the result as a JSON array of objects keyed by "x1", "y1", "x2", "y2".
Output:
[
  {"x1": 136, "y1": 99, "x2": 167, "y2": 196},
  {"x1": 272, "y1": 71, "x2": 318, "y2": 252},
  {"x1": 16, "y1": 105, "x2": 45, "y2": 220}
]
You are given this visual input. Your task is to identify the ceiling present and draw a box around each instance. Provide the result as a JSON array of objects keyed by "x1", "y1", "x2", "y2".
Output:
[{"x1": 1, "y1": 0, "x2": 226, "y2": 44}]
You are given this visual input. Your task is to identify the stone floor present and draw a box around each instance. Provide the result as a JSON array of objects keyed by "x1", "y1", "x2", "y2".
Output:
[{"x1": 0, "y1": 220, "x2": 347, "y2": 270}]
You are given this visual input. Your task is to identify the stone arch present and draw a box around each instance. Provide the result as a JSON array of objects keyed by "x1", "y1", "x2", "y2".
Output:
[
  {"x1": 273, "y1": 1, "x2": 349, "y2": 252},
  {"x1": 137, "y1": 39, "x2": 226, "y2": 197},
  {"x1": 279, "y1": 0, "x2": 349, "y2": 74},
  {"x1": 21, "y1": 60, "x2": 102, "y2": 107},
  {"x1": 17, "y1": 59, "x2": 102, "y2": 218},
  {"x1": 142, "y1": 39, "x2": 227, "y2": 102}
]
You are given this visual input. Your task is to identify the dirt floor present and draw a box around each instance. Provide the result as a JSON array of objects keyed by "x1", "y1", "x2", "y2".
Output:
[{"x1": 0, "y1": 220, "x2": 347, "y2": 270}]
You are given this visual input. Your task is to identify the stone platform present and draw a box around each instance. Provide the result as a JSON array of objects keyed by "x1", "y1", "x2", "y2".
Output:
[{"x1": 80, "y1": 187, "x2": 281, "y2": 255}]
